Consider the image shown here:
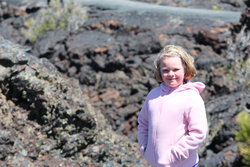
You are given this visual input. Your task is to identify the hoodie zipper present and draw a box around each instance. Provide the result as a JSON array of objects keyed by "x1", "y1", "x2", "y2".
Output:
[{"x1": 154, "y1": 95, "x2": 165, "y2": 165}]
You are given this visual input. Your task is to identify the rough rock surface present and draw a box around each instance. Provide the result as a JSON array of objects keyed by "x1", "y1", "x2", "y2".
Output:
[{"x1": 0, "y1": 37, "x2": 147, "y2": 166}]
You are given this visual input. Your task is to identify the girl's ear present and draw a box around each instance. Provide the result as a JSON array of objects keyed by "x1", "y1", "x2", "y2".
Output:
[
  {"x1": 184, "y1": 73, "x2": 193, "y2": 83},
  {"x1": 155, "y1": 69, "x2": 162, "y2": 82}
]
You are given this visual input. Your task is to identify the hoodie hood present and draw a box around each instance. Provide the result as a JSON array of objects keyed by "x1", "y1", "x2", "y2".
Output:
[{"x1": 160, "y1": 82, "x2": 205, "y2": 94}]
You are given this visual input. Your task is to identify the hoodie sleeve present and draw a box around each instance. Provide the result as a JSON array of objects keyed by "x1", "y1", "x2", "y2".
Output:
[
  {"x1": 137, "y1": 99, "x2": 149, "y2": 155},
  {"x1": 170, "y1": 92, "x2": 208, "y2": 160}
]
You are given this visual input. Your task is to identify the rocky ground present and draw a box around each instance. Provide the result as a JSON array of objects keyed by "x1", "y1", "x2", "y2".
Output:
[{"x1": 0, "y1": 0, "x2": 249, "y2": 166}]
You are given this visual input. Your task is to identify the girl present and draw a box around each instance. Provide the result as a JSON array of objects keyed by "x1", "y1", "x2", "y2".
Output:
[{"x1": 138, "y1": 45, "x2": 208, "y2": 167}]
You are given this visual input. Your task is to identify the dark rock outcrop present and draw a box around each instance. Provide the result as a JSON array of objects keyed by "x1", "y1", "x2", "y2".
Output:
[{"x1": 0, "y1": 37, "x2": 147, "y2": 166}]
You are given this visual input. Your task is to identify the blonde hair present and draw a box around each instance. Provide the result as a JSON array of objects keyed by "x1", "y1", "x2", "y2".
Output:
[{"x1": 154, "y1": 45, "x2": 197, "y2": 83}]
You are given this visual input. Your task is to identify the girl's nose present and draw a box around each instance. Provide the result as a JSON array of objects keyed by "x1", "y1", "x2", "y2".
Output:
[{"x1": 168, "y1": 71, "x2": 174, "y2": 76}]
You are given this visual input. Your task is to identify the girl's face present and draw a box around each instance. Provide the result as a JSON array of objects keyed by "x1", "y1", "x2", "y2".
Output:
[{"x1": 160, "y1": 56, "x2": 185, "y2": 88}]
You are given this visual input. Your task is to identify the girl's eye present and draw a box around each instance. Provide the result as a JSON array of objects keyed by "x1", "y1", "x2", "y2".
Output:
[
  {"x1": 162, "y1": 69, "x2": 169, "y2": 73},
  {"x1": 173, "y1": 69, "x2": 179, "y2": 72}
]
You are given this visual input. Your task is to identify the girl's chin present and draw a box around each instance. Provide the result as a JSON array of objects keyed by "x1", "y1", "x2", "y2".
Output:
[
  {"x1": 168, "y1": 85, "x2": 179, "y2": 88},
  {"x1": 165, "y1": 82, "x2": 182, "y2": 88}
]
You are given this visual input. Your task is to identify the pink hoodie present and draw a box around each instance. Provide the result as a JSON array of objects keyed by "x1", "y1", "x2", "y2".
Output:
[{"x1": 138, "y1": 82, "x2": 208, "y2": 167}]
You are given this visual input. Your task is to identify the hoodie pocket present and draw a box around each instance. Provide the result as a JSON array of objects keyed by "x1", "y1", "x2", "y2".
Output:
[{"x1": 157, "y1": 147, "x2": 174, "y2": 165}]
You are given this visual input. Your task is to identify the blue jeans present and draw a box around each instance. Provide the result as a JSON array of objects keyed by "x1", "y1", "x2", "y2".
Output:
[{"x1": 192, "y1": 163, "x2": 199, "y2": 167}]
